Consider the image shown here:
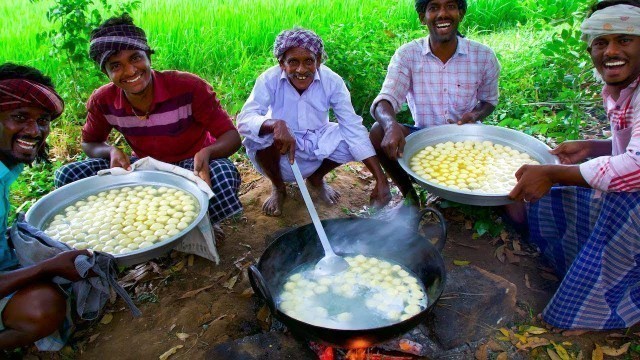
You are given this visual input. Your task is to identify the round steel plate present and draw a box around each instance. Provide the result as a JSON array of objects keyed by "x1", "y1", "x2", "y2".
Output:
[
  {"x1": 25, "y1": 170, "x2": 209, "y2": 266},
  {"x1": 398, "y1": 124, "x2": 559, "y2": 206}
]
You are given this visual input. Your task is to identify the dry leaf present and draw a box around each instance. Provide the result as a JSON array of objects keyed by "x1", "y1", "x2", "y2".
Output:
[
  {"x1": 495, "y1": 245, "x2": 506, "y2": 263},
  {"x1": 240, "y1": 287, "x2": 254, "y2": 298},
  {"x1": 187, "y1": 255, "x2": 194, "y2": 267},
  {"x1": 176, "y1": 333, "x2": 189, "y2": 341},
  {"x1": 512, "y1": 239, "x2": 522, "y2": 251},
  {"x1": 504, "y1": 248, "x2": 520, "y2": 264},
  {"x1": 547, "y1": 349, "x2": 562, "y2": 360},
  {"x1": 171, "y1": 260, "x2": 185, "y2": 272},
  {"x1": 159, "y1": 345, "x2": 183, "y2": 360},
  {"x1": 540, "y1": 271, "x2": 560, "y2": 282},
  {"x1": 486, "y1": 340, "x2": 504, "y2": 352},
  {"x1": 212, "y1": 271, "x2": 227, "y2": 282},
  {"x1": 518, "y1": 325, "x2": 548, "y2": 335},
  {"x1": 453, "y1": 260, "x2": 470, "y2": 266},
  {"x1": 169, "y1": 324, "x2": 176, "y2": 332},
  {"x1": 222, "y1": 275, "x2": 239, "y2": 290},
  {"x1": 515, "y1": 337, "x2": 550, "y2": 350},
  {"x1": 601, "y1": 342, "x2": 630, "y2": 356},
  {"x1": 465, "y1": 220, "x2": 473, "y2": 230},
  {"x1": 179, "y1": 285, "x2": 214, "y2": 299},
  {"x1": 496, "y1": 352, "x2": 507, "y2": 360},
  {"x1": 100, "y1": 313, "x2": 113, "y2": 325},
  {"x1": 89, "y1": 333, "x2": 100, "y2": 343},
  {"x1": 257, "y1": 304, "x2": 271, "y2": 324},
  {"x1": 552, "y1": 342, "x2": 571, "y2": 360},
  {"x1": 592, "y1": 344, "x2": 603, "y2": 360},
  {"x1": 475, "y1": 344, "x2": 488, "y2": 360},
  {"x1": 524, "y1": 274, "x2": 532, "y2": 289}
]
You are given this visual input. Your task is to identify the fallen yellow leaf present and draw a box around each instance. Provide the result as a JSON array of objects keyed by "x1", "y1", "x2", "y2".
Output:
[
  {"x1": 496, "y1": 352, "x2": 507, "y2": 360},
  {"x1": 159, "y1": 345, "x2": 183, "y2": 360},
  {"x1": 176, "y1": 333, "x2": 189, "y2": 341},
  {"x1": 515, "y1": 337, "x2": 550, "y2": 350},
  {"x1": 547, "y1": 348, "x2": 562, "y2": 360},
  {"x1": 601, "y1": 342, "x2": 630, "y2": 356},
  {"x1": 518, "y1": 325, "x2": 548, "y2": 335},
  {"x1": 100, "y1": 313, "x2": 113, "y2": 325},
  {"x1": 592, "y1": 344, "x2": 603, "y2": 360},
  {"x1": 453, "y1": 260, "x2": 470, "y2": 266},
  {"x1": 552, "y1": 341, "x2": 571, "y2": 360},
  {"x1": 498, "y1": 328, "x2": 510, "y2": 337}
]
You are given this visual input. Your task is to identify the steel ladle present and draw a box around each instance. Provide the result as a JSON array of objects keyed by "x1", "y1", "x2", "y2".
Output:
[{"x1": 290, "y1": 161, "x2": 349, "y2": 275}]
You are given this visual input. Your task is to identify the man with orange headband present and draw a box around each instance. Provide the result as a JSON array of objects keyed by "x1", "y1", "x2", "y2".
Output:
[{"x1": 0, "y1": 63, "x2": 90, "y2": 350}]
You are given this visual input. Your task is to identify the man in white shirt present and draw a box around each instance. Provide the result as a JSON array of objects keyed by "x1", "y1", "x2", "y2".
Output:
[{"x1": 237, "y1": 28, "x2": 391, "y2": 216}]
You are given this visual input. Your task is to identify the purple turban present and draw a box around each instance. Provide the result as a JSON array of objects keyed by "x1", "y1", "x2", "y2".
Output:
[
  {"x1": 89, "y1": 24, "x2": 152, "y2": 69},
  {"x1": 273, "y1": 28, "x2": 327, "y2": 63},
  {"x1": 0, "y1": 79, "x2": 64, "y2": 119}
]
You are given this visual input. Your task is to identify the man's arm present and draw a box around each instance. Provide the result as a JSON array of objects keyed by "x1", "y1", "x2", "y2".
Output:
[
  {"x1": 373, "y1": 100, "x2": 407, "y2": 160},
  {"x1": 454, "y1": 101, "x2": 495, "y2": 125},
  {"x1": 0, "y1": 250, "x2": 90, "y2": 298},
  {"x1": 81, "y1": 142, "x2": 131, "y2": 170},
  {"x1": 508, "y1": 164, "x2": 589, "y2": 203}
]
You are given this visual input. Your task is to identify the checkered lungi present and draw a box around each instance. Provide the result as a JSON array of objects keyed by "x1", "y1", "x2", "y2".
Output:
[
  {"x1": 528, "y1": 186, "x2": 640, "y2": 330},
  {"x1": 54, "y1": 157, "x2": 242, "y2": 223}
]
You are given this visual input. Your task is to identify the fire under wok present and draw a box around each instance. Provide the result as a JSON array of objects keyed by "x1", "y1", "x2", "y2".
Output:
[{"x1": 249, "y1": 208, "x2": 447, "y2": 349}]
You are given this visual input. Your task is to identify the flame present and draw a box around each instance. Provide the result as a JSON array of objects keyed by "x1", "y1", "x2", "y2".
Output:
[{"x1": 346, "y1": 348, "x2": 367, "y2": 360}]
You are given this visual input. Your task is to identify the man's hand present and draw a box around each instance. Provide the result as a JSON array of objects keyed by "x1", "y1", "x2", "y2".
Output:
[
  {"x1": 109, "y1": 147, "x2": 131, "y2": 170},
  {"x1": 448, "y1": 112, "x2": 478, "y2": 125},
  {"x1": 370, "y1": 179, "x2": 392, "y2": 208},
  {"x1": 193, "y1": 148, "x2": 213, "y2": 187},
  {"x1": 272, "y1": 120, "x2": 296, "y2": 164},
  {"x1": 551, "y1": 141, "x2": 592, "y2": 164},
  {"x1": 41, "y1": 250, "x2": 92, "y2": 282},
  {"x1": 381, "y1": 122, "x2": 406, "y2": 160},
  {"x1": 508, "y1": 165, "x2": 554, "y2": 203}
]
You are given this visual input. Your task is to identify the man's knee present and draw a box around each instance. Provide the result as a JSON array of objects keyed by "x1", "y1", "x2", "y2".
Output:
[
  {"x1": 53, "y1": 164, "x2": 75, "y2": 187},
  {"x1": 369, "y1": 123, "x2": 384, "y2": 150},
  {"x1": 3, "y1": 283, "x2": 66, "y2": 338}
]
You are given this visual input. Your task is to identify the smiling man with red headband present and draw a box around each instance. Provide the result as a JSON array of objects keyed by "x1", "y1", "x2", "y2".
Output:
[{"x1": 0, "y1": 63, "x2": 90, "y2": 350}]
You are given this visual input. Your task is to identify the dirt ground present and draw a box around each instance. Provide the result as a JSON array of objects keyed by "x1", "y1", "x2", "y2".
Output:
[{"x1": 15, "y1": 160, "x2": 639, "y2": 359}]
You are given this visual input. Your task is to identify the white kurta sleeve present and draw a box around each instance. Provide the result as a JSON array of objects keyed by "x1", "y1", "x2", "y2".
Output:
[
  {"x1": 329, "y1": 76, "x2": 376, "y2": 161},
  {"x1": 237, "y1": 73, "x2": 275, "y2": 151}
]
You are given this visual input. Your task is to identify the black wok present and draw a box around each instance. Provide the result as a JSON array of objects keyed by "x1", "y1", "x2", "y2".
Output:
[{"x1": 248, "y1": 208, "x2": 447, "y2": 349}]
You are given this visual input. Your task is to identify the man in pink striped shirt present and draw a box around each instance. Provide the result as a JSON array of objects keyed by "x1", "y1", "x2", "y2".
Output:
[
  {"x1": 507, "y1": 0, "x2": 640, "y2": 334},
  {"x1": 369, "y1": 0, "x2": 500, "y2": 203}
]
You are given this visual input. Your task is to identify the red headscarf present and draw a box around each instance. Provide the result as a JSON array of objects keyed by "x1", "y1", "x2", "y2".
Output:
[{"x1": 0, "y1": 79, "x2": 64, "y2": 119}]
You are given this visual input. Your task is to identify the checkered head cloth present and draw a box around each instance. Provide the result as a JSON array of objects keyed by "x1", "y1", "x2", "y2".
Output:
[
  {"x1": 89, "y1": 24, "x2": 151, "y2": 69},
  {"x1": 273, "y1": 28, "x2": 327, "y2": 63},
  {"x1": 0, "y1": 79, "x2": 64, "y2": 119}
]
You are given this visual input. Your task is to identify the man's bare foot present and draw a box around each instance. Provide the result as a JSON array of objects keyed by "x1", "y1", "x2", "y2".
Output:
[
  {"x1": 536, "y1": 313, "x2": 591, "y2": 336},
  {"x1": 263, "y1": 186, "x2": 286, "y2": 216},
  {"x1": 307, "y1": 180, "x2": 340, "y2": 205}
]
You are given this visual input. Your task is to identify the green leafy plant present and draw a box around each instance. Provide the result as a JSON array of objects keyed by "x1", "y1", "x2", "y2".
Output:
[
  {"x1": 30, "y1": 0, "x2": 141, "y2": 120},
  {"x1": 438, "y1": 199, "x2": 504, "y2": 238}
]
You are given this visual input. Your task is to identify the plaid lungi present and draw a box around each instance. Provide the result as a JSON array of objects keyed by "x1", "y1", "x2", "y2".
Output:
[
  {"x1": 528, "y1": 186, "x2": 640, "y2": 329},
  {"x1": 54, "y1": 157, "x2": 242, "y2": 223}
]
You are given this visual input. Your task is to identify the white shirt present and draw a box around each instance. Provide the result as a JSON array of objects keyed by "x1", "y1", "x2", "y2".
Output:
[{"x1": 237, "y1": 65, "x2": 375, "y2": 162}]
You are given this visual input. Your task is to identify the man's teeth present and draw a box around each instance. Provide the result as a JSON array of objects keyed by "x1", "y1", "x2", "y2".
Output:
[
  {"x1": 16, "y1": 139, "x2": 37, "y2": 149},
  {"x1": 436, "y1": 22, "x2": 451, "y2": 28},
  {"x1": 605, "y1": 61, "x2": 625, "y2": 67},
  {"x1": 295, "y1": 75, "x2": 307, "y2": 80},
  {"x1": 124, "y1": 74, "x2": 142, "y2": 83}
]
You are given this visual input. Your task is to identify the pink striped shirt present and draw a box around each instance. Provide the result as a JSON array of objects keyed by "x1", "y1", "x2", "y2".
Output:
[
  {"x1": 370, "y1": 36, "x2": 500, "y2": 127},
  {"x1": 579, "y1": 77, "x2": 640, "y2": 192}
]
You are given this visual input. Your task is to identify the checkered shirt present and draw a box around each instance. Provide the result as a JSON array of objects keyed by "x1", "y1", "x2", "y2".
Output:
[
  {"x1": 579, "y1": 76, "x2": 640, "y2": 192},
  {"x1": 371, "y1": 36, "x2": 500, "y2": 127}
]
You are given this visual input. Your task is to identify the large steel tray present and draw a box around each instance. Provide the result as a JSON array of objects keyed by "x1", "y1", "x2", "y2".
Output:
[
  {"x1": 25, "y1": 170, "x2": 209, "y2": 266},
  {"x1": 398, "y1": 124, "x2": 559, "y2": 206}
]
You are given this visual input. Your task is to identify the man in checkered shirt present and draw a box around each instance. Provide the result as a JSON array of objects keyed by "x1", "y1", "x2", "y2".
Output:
[{"x1": 369, "y1": 0, "x2": 500, "y2": 204}]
